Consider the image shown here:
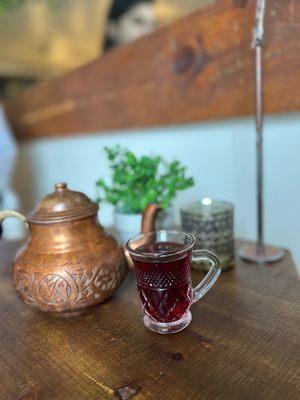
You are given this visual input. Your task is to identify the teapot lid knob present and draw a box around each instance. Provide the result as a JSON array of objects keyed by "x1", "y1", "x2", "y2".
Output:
[{"x1": 55, "y1": 183, "x2": 67, "y2": 191}]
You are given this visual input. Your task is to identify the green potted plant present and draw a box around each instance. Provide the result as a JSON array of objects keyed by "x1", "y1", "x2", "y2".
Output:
[{"x1": 96, "y1": 146, "x2": 194, "y2": 243}]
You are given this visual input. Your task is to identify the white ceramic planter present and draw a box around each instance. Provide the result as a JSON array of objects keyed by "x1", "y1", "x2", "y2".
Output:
[
  {"x1": 114, "y1": 212, "x2": 142, "y2": 245},
  {"x1": 114, "y1": 207, "x2": 174, "y2": 245}
]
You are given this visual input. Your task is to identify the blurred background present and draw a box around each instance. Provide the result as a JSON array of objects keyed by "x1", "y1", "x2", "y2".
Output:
[
  {"x1": 0, "y1": 0, "x2": 213, "y2": 99},
  {"x1": 0, "y1": 0, "x2": 299, "y2": 271}
]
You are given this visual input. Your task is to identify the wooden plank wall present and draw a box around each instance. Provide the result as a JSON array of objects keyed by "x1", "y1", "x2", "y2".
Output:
[{"x1": 4, "y1": 0, "x2": 300, "y2": 140}]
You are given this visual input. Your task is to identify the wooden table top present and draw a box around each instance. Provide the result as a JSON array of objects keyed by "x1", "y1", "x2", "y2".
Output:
[{"x1": 0, "y1": 240, "x2": 299, "y2": 400}]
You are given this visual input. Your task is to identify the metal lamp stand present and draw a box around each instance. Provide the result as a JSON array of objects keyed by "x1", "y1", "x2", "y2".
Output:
[{"x1": 239, "y1": 0, "x2": 284, "y2": 263}]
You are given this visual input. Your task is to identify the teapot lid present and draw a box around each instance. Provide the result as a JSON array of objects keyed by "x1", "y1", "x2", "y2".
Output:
[{"x1": 27, "y1": 183, "x2": 98, "y2": 224}]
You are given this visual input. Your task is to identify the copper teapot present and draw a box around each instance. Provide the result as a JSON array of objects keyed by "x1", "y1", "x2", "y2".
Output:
[{"x1": 0, "y1": 183, "x2": 160, "y2": 316}]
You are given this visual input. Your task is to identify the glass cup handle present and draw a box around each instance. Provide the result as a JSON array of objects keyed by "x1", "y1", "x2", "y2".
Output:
[{"x1": 192, "y1": 250, "x2": 221, "y2": 303}]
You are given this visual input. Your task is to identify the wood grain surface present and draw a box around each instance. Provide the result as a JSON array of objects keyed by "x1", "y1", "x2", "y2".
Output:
[
  {"x1": 4, "y1": 0, "x2": 300, "y2": 140},
  {"x1": 0, "y1": 240, "x2": 299, "y2": 400}
]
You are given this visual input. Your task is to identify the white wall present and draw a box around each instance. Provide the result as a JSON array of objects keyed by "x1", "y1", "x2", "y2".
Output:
[{"x1": 12, "y1": 114, "x2": 300, "y2": 270}]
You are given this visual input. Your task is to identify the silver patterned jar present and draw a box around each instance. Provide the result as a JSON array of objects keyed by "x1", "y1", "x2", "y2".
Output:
[{"x1": 180, "y1": 198, "x2": 234, "y2": 271}]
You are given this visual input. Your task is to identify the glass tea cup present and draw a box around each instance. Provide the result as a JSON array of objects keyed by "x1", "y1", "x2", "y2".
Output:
[{"x1": 126, "y1": 230, "x2": 221, "y2": 334}]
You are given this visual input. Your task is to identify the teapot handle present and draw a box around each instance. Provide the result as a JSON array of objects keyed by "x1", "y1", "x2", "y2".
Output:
[{"x1": 0, "y1": 210, "x2": 28, "y2": 238}]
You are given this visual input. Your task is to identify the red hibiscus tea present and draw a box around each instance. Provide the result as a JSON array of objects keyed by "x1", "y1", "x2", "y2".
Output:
[
  {"x1": 131, "y1": 241, "x2": 193, "y2": 323},
  {"x1": 127, "y1": 231, "x2": 221, "y2": 334}
]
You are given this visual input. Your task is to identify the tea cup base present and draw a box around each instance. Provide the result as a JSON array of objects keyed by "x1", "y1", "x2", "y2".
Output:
[{"x1": 143, "y1": 311, "x2": 192, "y2": 334}]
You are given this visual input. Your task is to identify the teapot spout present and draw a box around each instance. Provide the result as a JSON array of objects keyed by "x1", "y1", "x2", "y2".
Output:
[
  {"x1": 124, "y1": 203, "x2": 162, "y2": 270},
  {"x1": 141, "y1": 203, "x2": 162, "y2": 234}
]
